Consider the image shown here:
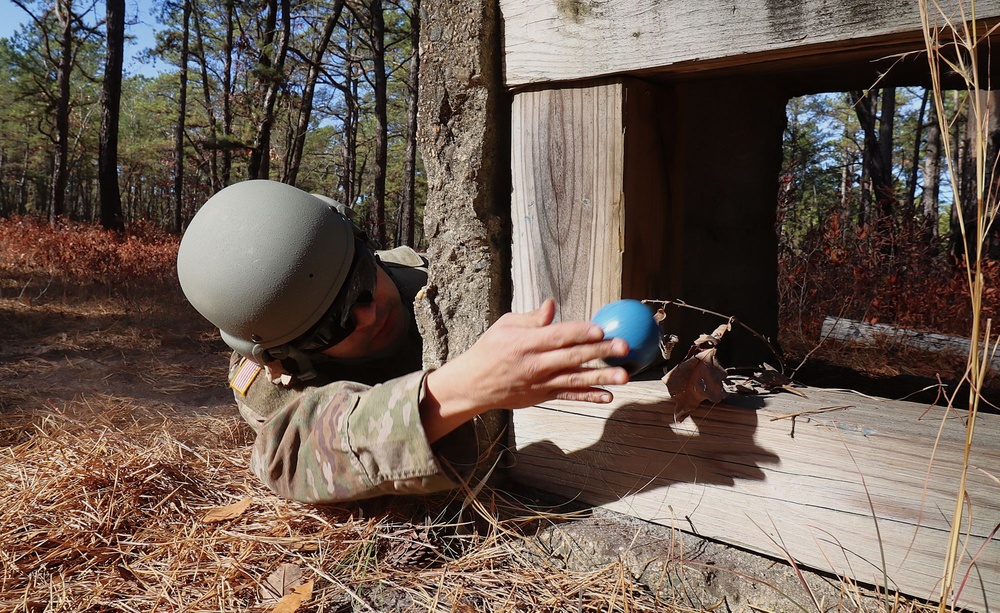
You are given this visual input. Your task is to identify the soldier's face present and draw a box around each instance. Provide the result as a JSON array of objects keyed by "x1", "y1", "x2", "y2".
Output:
[{"x1": 321, "y1": 265, "x2": 408, "y2": 360}]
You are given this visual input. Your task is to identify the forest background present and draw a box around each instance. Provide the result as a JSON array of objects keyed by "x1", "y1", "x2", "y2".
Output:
[{"x1": 1, "y1": 0, "x2": 999, "y2": 383}]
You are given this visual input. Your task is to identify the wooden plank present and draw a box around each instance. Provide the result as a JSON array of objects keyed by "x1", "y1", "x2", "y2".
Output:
[
  {"x1": 511, "y1": 84, "x2": 624, "y2": 321},
  {"x1": 501, "y1": 0, "x2": 1000, "y2": 86},
  {"x1": 510, "y1": 381, "x2": 1000, "y2": 611}
]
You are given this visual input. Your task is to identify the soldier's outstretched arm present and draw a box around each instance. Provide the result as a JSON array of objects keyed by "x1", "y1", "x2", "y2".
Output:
[{"x1": 420, "y1": 298, "x2": 630, "y2": 443}]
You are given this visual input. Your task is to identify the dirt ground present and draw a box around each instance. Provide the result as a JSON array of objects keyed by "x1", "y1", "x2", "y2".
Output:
[{"x1": 0, "y1": 283, "x2": 234, "y2": 421}]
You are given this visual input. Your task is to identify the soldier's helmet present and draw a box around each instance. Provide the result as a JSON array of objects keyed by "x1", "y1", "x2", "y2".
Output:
[{"x1": 177, "y1": 180, "x2": 378, "y2": 378}]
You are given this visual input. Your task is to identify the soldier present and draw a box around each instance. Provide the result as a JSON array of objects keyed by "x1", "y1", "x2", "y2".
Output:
[{"x1": 176, "y1": 180, "x2": 630, "y2": 503}]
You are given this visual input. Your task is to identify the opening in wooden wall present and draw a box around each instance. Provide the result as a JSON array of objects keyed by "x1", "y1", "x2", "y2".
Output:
[{"x1": 776, "y1": 89, "x2": 1000, "y2": 407}]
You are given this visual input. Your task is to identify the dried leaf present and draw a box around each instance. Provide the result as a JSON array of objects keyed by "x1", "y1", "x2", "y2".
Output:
[
  {"x1": 261, "y1": 563, "x2": 305, "y2": 602},
  {"x1": 654, "y1": 309, "x2": 678, "y2": 360},
  {"x1": 201, "y1": 497, "x2": 253, "y2": 524},
  {"x1": 710, "y1": 321, "x2": 732, "y2": 340},
  {"x1": 751, "y1": 368, "x2": 794, "y2": 390},
  {"x1": 749, "y1": 365, "x2": 807, "y2": 397},
  {"x1": 653, "y1": 307, "x2": 667, "y2": 324},
  {"x1": 659, "y1": 333, "x2": 679, "y2": 361},
  {"x1": 271, "y1": 580, "x2": 313, "y2": 613},
  {"x1": 662, "y1": 348, "x2": 728, "y2": 421},
  {"x1": 693, "y1": 333, "x2": 718, "y2": 349}
]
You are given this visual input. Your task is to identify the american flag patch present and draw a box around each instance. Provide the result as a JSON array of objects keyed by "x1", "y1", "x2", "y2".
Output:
[{"x1": 230, "y1": 359, "x2": 262, "y2": 395}]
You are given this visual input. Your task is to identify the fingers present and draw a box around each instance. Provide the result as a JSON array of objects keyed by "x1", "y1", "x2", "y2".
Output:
[
  {"x1": 554, "y1": 389, "x2": 616, "y2": 404},
  {"x1": 550, "y1": 368, "x2": 628, "y2": 404},
  {"x1": 546, "y1": 366, "x2": 629, "y2": 390},
  {"x1": 536, "y1": 320, "x2": 606, "y2": 347},
  {"x1": 499, "y1": 298, "x2": 558, "y2": 329},
  {"x1": 531, "y1": 337, "x2": 629, "y2": 374},
  {"x1": 536, "y1": 298, "x2": 557, "y2": 325}
]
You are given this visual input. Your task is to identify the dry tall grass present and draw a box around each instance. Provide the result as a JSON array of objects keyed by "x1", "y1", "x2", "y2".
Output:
[{"x1": 918, "y1": 1, "x2": 998, "y2": 610}]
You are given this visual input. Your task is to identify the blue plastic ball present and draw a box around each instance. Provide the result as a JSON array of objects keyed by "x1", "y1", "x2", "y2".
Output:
[{"x1": 591, "y1": 299, "x2": 660, "y2": 374}]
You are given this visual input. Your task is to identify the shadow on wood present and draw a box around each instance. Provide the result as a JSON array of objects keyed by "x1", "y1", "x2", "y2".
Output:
[{"x1": 515, "y1": 394, "x2": 777, "y2": 507}]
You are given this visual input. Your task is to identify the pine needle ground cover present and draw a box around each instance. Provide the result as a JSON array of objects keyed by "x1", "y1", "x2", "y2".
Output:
[
  {"x1": 0, "y1": 219, "x2": 692, "y2": 612},
  {"x1": 0, "y1": 219, "x2": 945, "y2": 612}
]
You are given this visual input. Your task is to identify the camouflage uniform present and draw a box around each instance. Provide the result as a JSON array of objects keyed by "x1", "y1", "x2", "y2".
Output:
[{"x1": 227, "y1": 247, "x2": 479, "y2": 503}]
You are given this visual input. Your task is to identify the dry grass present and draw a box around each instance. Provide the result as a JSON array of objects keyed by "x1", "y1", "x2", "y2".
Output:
[
  {"x1": 0, "y1": 251, "x2": 686, "y2": 610},
  {"x1": 0, "y1": 402, "x2": 694, "y2": 613}
]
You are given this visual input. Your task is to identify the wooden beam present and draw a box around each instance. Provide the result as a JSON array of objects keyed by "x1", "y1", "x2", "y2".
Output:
[
  {"x1": 501, "y1": 0, "x2": 1000, "y2": 86},
  {"x1": 510, "y1": 381, "x2": 1000, "y2": 611},
  {"x1": 511, "y1": 83, "x2": 626, "y2": 321}
]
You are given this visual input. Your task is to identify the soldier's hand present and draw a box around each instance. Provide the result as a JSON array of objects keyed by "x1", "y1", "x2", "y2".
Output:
[{"x1": 420, "y1": 298, "x2": 629, "y2": 442}]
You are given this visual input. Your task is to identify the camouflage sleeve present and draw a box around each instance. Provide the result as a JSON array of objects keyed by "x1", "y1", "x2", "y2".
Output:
[{"x1": 229, "y1": 356, "x2": 460, "y2": 503}]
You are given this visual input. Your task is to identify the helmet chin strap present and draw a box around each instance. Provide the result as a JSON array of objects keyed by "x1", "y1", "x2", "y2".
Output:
[{"x1": 254, "y1": 343, "x2": 319, "y2": 382}]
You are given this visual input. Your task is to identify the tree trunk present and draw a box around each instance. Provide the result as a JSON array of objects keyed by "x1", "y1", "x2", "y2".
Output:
[
  {"x1": 986, "y1": 90, "x2": 1000, "y2": 258},
  {"x1": 173, "y1": 0, "x2": 191, "y2": 233},
  {"x1": 923, "y1": 92, "x2": 941, "y2": 241},
  {"x1": 98, "y1": 0, "x2": 125, "y2": 231},
  {"x1": 192, "y1": 2, "x2": 220, "y2": 192},
  {"x1": 850, "y1": 89, "x2": 895, "y2": 224},
  {"x1": 859, "y1": 138, "x2": 871, "y2": 227},
  {"x1": 839, "y1": 116, "x2": 853, "y2": 221},
  {"x1": 399, "y1": 0, "x2": 420, "y2": 247},
  {"x1": 247, "y1": 0, "x2": 291, "y2": 180},
  {"x1": 285, "y1": 1, "x2": 343, "y2": 186},
  {"x1": 949, "y1": 94, "x2": 973, "y2": 259},
  {"x1": 221, "y1": 0, "x2": 234, "y2": 186},
  {"x1": 50, "y1": 0, "x2": 74, "y2": 223},
  {"x1": 877, "y1": 86, "x2": 896, "y2": 219},
  {"x1": 18, "y1": 139, "x2": 29, "y2": 215},
  {"x1": 341, "y1": 22, "x2": 360, "y2": 211},
  {"x1": 904, "y1": 88, "x2": 927, "y2": 216},
  {"x1": 370, "y1": 0, "x2": 388, "y2": 247}
]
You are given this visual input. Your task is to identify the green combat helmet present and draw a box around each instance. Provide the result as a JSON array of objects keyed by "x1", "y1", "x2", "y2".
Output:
[{"x1": 177, "y1": 180, "x2": 377, "y2": 379}]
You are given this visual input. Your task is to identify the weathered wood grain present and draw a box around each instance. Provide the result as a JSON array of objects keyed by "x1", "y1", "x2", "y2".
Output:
[
  {"x1": 511, "y1": 84, "x2": 625, "y2": 321},
  {"x1": 510, "y1": 381, "x2": 1000, "y2": 611},
  {"x1": 500, "y1": 0, "x2": 1000, "y2": 86}
]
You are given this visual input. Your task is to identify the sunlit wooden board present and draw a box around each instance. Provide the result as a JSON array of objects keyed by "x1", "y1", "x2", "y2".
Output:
[
  {"x1": 510, "y1": 380, "x2": 1000, "y2": 611},
  {"x1": 501, "y1": 0, "x2": 1000, "y2": 86}
]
